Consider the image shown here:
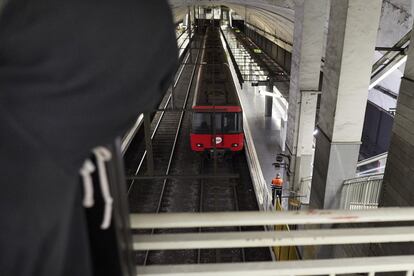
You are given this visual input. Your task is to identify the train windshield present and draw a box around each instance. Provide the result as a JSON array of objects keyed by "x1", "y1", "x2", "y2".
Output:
[{"x1": 192, "y1": 112, "x2": 242, "y2": 134}]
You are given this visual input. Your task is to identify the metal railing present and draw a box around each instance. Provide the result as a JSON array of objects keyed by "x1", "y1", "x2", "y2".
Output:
[
  {"x1": 356, "y1": 152, "x2": 388, "y2": 176},
  {"x1": 298, "y1": 152, "x2": 387, "y2": 209},
  {"x1": 131, "y1": 207, "x2": 414, "y2": 275},
  {"x1": 340, "y1": 173, "x2": 384, "y2": 210}
]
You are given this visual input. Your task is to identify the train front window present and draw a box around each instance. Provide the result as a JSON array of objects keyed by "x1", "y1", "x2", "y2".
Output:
[
  {"x1": 192, "y1": 112, "x2": 211, "y2": 134},
  {"x1": 193, "y1": 112, "x2": 242, "y2": 134},
  {"x1": 222, "y1": 112, "x2": 242, "y2": 134}
]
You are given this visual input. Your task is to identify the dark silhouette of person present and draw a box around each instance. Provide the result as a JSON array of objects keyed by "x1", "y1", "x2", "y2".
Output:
[
  {"x1": 200, "y1": 121, "x2": 209, "y2": 131},
  {"x1": 0, "y1": 1, "x2": 178, "y2": 275}
]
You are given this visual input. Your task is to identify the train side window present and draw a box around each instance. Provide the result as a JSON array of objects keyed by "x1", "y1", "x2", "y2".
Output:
[{"x1": 237, "y1": 112, "x2": 243, "y2": 131}]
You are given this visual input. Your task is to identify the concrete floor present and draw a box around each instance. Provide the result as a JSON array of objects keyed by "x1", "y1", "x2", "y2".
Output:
[{"x1": 238, "y1": 82, "x2": 290, "y2": 208}]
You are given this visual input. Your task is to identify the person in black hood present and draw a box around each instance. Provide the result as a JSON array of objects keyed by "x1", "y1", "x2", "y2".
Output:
[{"x1": 0, "y1": 0, "x2": 178, "y2": 275}]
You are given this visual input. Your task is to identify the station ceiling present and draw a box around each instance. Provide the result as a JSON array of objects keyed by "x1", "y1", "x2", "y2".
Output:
[
  {"x1": 168, "y1": 0, "x2": 413, "y2": 54},
  {"x1": 168, "y1": 0, "x2": 295, "y2": 48}
]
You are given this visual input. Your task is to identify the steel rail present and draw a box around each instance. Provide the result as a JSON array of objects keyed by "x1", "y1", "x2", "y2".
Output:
[
  {"x1": 231, "y1": 160, "x2": 246, "y2": 262},
  {"x1": 127, "y1": 46, "x2": 192, "y2": 194},
  {"x1": 143, "y1": 36, "x2": 203, "y2": 265},
  {"x1": 196, "y1": 157, "x2": 204, "y2": 264}
]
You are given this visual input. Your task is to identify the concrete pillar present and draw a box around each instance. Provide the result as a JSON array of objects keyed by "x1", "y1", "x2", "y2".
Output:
[
  {"x1": 380, "y1": 28, "x2": 414, "y2": 208},
  {"x1": 309, "y1": 0, "x2": 382, "y2": 209},
  {"x1": 286, "y1": 0, "x2": 328, "y2": 192},
  {"x1": 264, "y1": 80, "x2": 273, "y2": 117}
]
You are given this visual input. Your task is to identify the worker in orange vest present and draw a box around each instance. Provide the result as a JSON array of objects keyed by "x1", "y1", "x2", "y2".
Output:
[{"x1": 271, "y1": 173, "x2": 283, "y2": 205}]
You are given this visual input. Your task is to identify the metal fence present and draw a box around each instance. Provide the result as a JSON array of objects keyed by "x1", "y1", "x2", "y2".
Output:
[
  {"x1": 340, "y1": 173, "x2": 384, "y2": 210},
  {"x1": 356, "y1": 152, "x2": 388, "y2": 176},
  {"x1": 132, "y1": 207, "x2": 414, "y2": 275}
]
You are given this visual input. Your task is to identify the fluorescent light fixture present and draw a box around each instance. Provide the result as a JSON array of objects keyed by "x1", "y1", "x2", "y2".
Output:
[{"x1": 369, "y1": 55, "x2": 407, "y2": 90}]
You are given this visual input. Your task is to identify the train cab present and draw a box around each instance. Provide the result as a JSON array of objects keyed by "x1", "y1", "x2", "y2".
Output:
[
  {"x1": 191, "y1": 106, "x2": 243, "y2": 152},
  {"x1": 190, "y1": 26, "x2": 244, "y2": 155}
]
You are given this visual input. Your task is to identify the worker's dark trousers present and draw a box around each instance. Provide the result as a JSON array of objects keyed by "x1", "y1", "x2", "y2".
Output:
[{"x1": 271, "y1": 187, "x2": 282, "y2": 206}]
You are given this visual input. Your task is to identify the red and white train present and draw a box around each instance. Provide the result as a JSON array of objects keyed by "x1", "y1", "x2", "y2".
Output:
[{"x1": 190, "y1": 26, "x2": 244, "y2": 154}]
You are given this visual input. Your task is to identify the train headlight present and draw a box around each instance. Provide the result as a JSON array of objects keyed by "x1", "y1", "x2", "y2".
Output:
[
  {"x1": 232, "y1": 143, "x2": 239, "y2": 147},
  {"x1": 196, "y1": 143, "x2": 203, "y2": 147}
]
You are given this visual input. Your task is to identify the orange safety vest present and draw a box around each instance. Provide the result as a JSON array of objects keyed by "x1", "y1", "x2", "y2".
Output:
[{"x1": 271, "y1": 177, "x2": 283, "y2": 187}]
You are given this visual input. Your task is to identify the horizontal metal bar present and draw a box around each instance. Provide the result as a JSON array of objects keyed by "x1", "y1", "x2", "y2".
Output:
[
  {"x1": 126, "y1": 174, "x2": 239, "y2": 180},
  {"x1": 343, "y1": 173, "x2": 384, "y2": 184},
  {"x1": 136, "y1": 255, "x2": 414, "y2": 276},
  {"x1": 357, "y1": 153, "x2": 388, "y2": 167},
  {"x1": 375, "y1": 46, "x2": 406, "y2": 51},
  {"x1": 130, "y1": 207, "x2": 414, "y2": 229},
  {"x1": 343, "y1": 179, "x2": 382, "y2": 186},
  {"x1": 133, "y1": 226, "x2": 414, "y2": 250}
]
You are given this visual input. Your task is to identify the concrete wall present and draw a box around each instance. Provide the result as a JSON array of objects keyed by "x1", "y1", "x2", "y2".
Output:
[
  {"x1": 377, "y1": 0, "x2": 413, "y2": 47},
  {"x1": 379, "y1": 0, "x2": 414, "y2": 209},
  {"x1": 381, "y1": 79, "x2": 414, "y2": 207},
  {"x1": 244, "y1": 25, "x2": 292, "y2": 74}
]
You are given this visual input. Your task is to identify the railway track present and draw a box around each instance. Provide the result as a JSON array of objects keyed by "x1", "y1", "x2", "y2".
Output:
[
  {"x1": 126, "y1": 27, "x2": 271, "y2": 266},
  {"x1": 127, "y1": 34, "x2": 203, "y2": 214},
  {"x1": 197, "y1": 157, "x2": 245, "y2": 263},
  {"x1": 126, "y1": 32, "x2": 204, "y2": 265},
  {"x1": 123, "y1": 36, "x2": 193, "y2": 179}
]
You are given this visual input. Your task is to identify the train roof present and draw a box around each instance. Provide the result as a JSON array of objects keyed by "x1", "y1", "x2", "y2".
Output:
[{"x1": 194, "y1": 26, "x2": 240, "y2": 108}]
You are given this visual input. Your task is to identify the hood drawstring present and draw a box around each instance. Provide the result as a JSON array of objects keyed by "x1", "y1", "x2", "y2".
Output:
[
  {"x1": 93, "y1": 147, "x2": 113, "y2": 230},
  {"x1": 79, "y1": 146, "x2": 114, "y2": 230},
  {"x1": 80, "y1": 160, "x2": 95, "y2": 208}
]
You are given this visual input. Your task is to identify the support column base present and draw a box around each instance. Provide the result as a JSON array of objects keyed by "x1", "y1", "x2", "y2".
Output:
[{"x1": 310, "y1": 131, "x2": 360, "y2": 209}]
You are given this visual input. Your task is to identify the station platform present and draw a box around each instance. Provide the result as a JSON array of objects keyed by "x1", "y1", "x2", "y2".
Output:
[
  {"x1": 221, "y1": 26, "x2": 292, "y2": 209},
  {"x1": 240, "y1": 84, "x2": 285, "y2": 189},
  {"x1": 238, "y1": 81, "x2": 292, "y2": 209}
]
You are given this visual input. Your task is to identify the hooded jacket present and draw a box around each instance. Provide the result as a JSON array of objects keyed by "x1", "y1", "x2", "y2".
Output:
[{"x1": 0, "y1": 0, "x2": 178, "y2": 275}]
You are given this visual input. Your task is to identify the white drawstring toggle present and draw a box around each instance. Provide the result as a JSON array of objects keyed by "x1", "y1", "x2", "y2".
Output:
[
  {"x1": 80, "y1": 160, "x2": 96, "y2": 208},
  {"x1": 93, "y1": 147, "x2": 113, "y2": 230}
]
